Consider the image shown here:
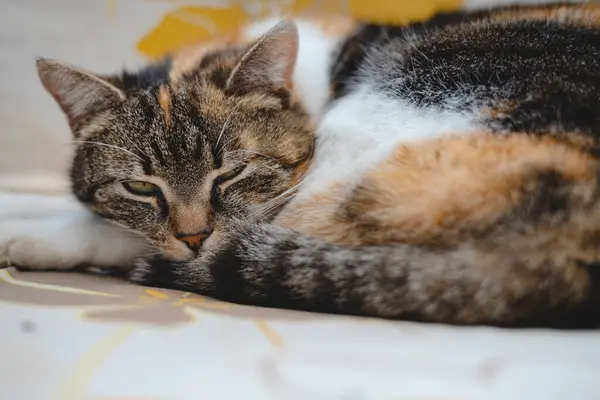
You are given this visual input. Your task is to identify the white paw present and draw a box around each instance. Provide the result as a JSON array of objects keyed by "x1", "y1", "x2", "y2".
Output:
[
  {"x1": 0, "y1": 217, "x2": 84, "y2": 270},
  {"x1": 0, "y1": 191, "x2": 79, "y2": 219},
  {"x1": 0, "y1": 210, "x2": 148, "y2": 270}
]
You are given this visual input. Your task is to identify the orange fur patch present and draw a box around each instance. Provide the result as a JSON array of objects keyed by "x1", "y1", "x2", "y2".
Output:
[
  {"x1": 491, "y1": 3, "x2": 600, "y2": 27},
  {"x1": 279, "y1": 133, "x2": 599, "y2": 248},
  {"x1": 290, "y1": 158, "x2": 312, "y2": 187},
  {"x1": 158, "y1": 85, "x2": 172, "y2": 126},
  {"x1": 487, "y1": 101, "x2": 518, "y2": 120},
  {"x1": 312, "y1": 16, "x2": 358, "y2": 37}
]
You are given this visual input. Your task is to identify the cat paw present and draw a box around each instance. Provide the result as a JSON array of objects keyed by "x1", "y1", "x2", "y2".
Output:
[
  {"x1": 0, "y1": 218, "x2": 83, "y2": 270},
  {"x1": 0, "y1": 211, "x2": 147, "y2": 270}
]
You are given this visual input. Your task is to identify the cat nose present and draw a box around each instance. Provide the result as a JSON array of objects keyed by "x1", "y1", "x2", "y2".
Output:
[{"x1": 176, "y1": 230, "x2": 212, "y2": 252}]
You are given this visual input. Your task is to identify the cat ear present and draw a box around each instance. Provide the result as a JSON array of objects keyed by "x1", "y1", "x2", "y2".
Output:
[
  {"x1": 36, "y1": 58, "x2": 125, "y2": 131},
  {"x1": 226, "y1": 19, "x2": 299, "y2": 97}
]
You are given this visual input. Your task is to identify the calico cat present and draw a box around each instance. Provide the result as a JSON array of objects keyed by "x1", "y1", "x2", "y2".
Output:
[{"x1": 9, "y1": 3, "x2": 600, "y2": 327}]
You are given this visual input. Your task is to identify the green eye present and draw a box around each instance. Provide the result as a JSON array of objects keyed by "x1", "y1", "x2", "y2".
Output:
[{"x1": 123, "y1": 181, "x2": 161, "y2": 196}]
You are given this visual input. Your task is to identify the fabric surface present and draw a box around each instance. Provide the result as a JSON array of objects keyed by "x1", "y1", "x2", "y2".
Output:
[
  {"x1": 1, "y1": 267, "x2": 600, "y2": 400},
  {"x1": 0, "y1": 1, "x2": 597, "y2": 399}
]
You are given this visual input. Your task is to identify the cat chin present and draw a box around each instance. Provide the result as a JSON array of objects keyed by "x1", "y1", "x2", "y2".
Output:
[{"x1": 158, "y1": 242, "x2": 196, "y2": 262}]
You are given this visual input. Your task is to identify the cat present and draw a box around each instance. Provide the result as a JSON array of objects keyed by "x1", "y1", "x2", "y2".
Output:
[{"x1": 7, "y1": 3, "x2": 600, "y2": 327}]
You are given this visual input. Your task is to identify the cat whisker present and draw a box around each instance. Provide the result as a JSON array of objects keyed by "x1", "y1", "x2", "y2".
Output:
[
  {"x1": 258, "y1": 164, "x2": 282, "y2": 174},
  {"x1": 142, "y1": 250, "x2": 165, "y2": 257},
  {"x1": 121, "y1": 136, "x2": 149, "y2": 159},
  {"x1": 251, "y1": 188, "x2": 299, "y2": 220},
  {"x1": 215, "y1": 104, "x2": 240, "y2": 154},
  {"x1": 250, "y1": 157, "x2": 312, "y2": 220},
  {"x1": 254, "y1": 199, "x2": 290, "y2": 219},
  {"x1": 217, "y1": 136, "x2": 239, "y2": 157},
  {"x1": 228, "y1": 149, "x2": 281, "y2": 164},
  {"x1": 246, "y1": 138, "x2": 314, "y2": 218},
  {"x1": 70, "y1": 140, "x2": 144, "y2": 162}
]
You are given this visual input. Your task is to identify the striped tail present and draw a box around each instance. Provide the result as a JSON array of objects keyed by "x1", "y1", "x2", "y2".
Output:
[{"x1": 132, "y1": 221, "x2": 600, "y2": 328}]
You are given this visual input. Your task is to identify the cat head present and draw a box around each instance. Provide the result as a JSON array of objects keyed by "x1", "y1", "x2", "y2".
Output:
[{"x1": 37, "y1": 20, "x2": 314, "y2": 261}]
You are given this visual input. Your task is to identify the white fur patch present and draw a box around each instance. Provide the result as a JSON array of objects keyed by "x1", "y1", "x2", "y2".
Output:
[
  {"x1": 0, "y1": 194, "x2": 147, "y2": 270},
  {"x1": 297, "y1": 84, "x2": 480, "y2": 197},
  {"x1": 243, "y1": 18, "x2": 345, "y2": 120}
]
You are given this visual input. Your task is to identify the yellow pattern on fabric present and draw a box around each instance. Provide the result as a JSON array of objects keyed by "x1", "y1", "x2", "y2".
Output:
[
  {"x1": 0, "y1": 269, "x2": 118, "y2": 297},
  {"x1": 136, "y1": 0, "x2": 463, "y2": 59},
  {"x1": 57, "y1": 326, "x2": 137, "y2": 400}
]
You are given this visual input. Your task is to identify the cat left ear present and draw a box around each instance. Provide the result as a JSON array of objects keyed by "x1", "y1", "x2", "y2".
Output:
[
  {"x1": 36, "y1": 58, "x2": 126, "y2": 132},
  {"x1": 226, "y1": 19, "x2": 299, "y2": 98}
]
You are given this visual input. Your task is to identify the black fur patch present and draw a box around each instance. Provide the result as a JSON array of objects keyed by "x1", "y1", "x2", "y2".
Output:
[
  {"x1": 119, "y1": 57, "x2": 172, "y2": 91},
  {"x1": 332, "y1": 4, "x2": 600, "y2": 145},
  {"x1": 207, "y1": 234, "x2": 307, "y2": 310},
  {"x1": 510, "y1": 264, "x2": 600, "y2": 329},
  {"x1": 131, "y1": 257, "x2": 183, "y2": 291},
  {"x1": 331, "y1": 10, "x2": 478, "y2": 99},
  {"x1": 207, "y1": 240, "x2": 254, "y2": 303}
]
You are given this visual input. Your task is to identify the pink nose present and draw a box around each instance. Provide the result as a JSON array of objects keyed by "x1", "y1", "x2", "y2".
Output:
[{"x1": 176, "y1": 230, "x2": 212, "y2": 252}]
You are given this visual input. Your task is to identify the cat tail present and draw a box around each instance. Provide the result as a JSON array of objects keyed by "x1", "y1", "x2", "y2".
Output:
[{"x1": 133, "y1": 221, "x2": 600, "y2": 328}]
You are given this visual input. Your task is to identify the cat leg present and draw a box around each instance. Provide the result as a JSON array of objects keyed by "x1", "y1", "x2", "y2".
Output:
[
  {"x1": 0, "y1": 196, "x2": 147, "y2": 270},
  {"x1": 0, "y1": 191, "x2": 80, "y2": 219}
]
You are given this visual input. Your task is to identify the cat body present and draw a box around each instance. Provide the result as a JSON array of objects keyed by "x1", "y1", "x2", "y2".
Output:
[
  {"x1": 188, "y1": 4, "x2": 600, "y2": 327},
  {"x1": 7, "y1": 3, "x2": 600, "y2": 327}
]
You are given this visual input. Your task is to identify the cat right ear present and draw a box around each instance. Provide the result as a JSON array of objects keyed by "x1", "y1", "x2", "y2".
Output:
[
  {"x1": 226, "y1": 19, "x2": 299, "y2": 99},
  {"x1": 36, "y1": 58, "x2": 125, "y2": 132}
]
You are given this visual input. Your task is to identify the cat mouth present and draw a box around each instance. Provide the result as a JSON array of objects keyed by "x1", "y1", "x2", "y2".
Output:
[{"x1": 162, "y1": 250, "x2": 196, "y2": 262}]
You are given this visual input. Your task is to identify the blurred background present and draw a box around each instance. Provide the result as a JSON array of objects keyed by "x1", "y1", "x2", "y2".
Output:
[{"x1": 0, "y1": 0, "x2": 557, "y2": 187}]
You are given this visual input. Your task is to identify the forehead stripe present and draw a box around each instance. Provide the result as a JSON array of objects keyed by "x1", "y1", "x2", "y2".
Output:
[{"x1": 158, "y1": 85, "x2": 172, "y2": 127}]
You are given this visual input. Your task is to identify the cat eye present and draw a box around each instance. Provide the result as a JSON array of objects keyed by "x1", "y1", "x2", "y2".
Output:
[
  {"x1": 214, "y1": 165, "x2": 246, "y2": 185},
  {"x1": 123, "y1": 181, "x2": 161, "y2": 196}
]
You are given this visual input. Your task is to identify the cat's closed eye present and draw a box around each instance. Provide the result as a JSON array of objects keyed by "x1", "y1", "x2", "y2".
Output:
[
  {"x1": 214, "y1": 165, "x2": 246, "y2": 186},
  {"x1": 123, "y1": 181, "x2": 162, "y2": 197},
  {"x1": 211, "y1": 165, "x2": 247, "y2": 204}
]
